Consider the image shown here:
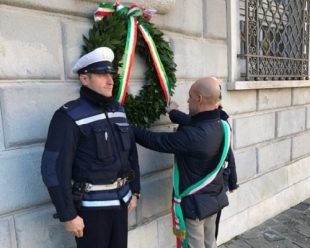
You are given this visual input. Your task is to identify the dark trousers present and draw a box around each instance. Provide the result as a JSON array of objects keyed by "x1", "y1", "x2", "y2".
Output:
[
  {"x1": 76, "y1": 204, "x2": 128, "y2": 248},
  {"x1": 215, "y1": 210, "x2": 221, "y2": 239}
]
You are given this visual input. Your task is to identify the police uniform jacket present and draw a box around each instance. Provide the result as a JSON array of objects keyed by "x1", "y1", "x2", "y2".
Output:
[
  {"x1": 41, "y1": 86, "x2": 140, "y2": 222},
  {"x1": 133, "y1": 109, "x2": 228, "y2": 220}
]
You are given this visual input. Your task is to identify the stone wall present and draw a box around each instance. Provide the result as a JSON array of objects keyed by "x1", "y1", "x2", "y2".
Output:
[{"x1": 0, "y1": 0, "x2": 310, "y2": 247}]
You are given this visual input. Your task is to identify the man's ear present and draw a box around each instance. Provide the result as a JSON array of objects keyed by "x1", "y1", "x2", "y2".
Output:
[{"x1": 79, "y1": 74, "x2": 88, "y2": 86}]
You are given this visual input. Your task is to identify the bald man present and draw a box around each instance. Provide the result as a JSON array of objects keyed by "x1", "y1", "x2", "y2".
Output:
[{"x1": 132, "y1": 77, "x2": 229, "y2": 248}]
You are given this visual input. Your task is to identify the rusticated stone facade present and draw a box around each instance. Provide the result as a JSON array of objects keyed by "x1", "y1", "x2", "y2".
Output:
[{"x1": 0, "y1": 0, "x2": 310, "y2": 247}]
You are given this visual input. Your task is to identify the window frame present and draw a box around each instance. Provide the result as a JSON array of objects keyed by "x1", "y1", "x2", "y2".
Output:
[{"x1": 227, "y1": 0, "x2": 310, "y2": 90}]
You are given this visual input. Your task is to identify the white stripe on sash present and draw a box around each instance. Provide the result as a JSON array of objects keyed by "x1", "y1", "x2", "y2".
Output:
[{"x1": 76, "y1": 112, "x2": 126, "y2": 125}]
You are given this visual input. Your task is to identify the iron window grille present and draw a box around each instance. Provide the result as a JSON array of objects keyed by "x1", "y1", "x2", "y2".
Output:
[{"x1": 238, "y1": 0, "x2": 310, "y2": 81}]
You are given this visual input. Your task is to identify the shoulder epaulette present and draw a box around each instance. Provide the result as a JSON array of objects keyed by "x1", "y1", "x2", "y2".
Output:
[{"x1": 59, "y1": 100, "x2": 80, "y2": 112}]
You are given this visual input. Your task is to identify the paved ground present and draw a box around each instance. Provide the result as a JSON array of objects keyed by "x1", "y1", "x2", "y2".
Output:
[{"x1": 219, "y1": 198, "x2": 310, "y2": 248}]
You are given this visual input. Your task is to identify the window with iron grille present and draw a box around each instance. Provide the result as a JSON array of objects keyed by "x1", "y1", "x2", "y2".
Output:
[{"x1": 238, "y1": 0, "x2": 310, "y2": 81}]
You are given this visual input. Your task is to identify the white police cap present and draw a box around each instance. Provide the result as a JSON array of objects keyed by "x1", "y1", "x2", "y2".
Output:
[{"x1": 72, "y1": 47, "x2": 115, "y2": 75}]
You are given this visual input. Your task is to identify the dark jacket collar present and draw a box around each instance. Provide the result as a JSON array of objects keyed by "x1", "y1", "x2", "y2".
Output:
[
  {"x1": 220, "y1": 109, "x2": 229, "y2": 121},
  {"x1": 80, "y1": 86, "x2": 119, "y2": 111},
  {"x1": 191, "y1": 109, "x2": 220, "y2": 123}
]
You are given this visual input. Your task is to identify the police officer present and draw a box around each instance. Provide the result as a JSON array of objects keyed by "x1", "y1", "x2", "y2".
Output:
[{"x1": 41, "y1": 47, "x2": 141, "y2": 248}]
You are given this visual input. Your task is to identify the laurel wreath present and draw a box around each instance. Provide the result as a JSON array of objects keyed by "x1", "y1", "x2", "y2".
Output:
[{"x1": 81, "y1": 12, "x2": 176, "y2": 128}]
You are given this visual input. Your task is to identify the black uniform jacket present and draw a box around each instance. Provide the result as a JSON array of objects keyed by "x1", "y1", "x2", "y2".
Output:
[
  {"x1": 133, "y1": 109, "x2": 228, "y2": 220},
  {"x1": 41, "y1": 89, "x2": 140, "y2": 222},
  {"x1": 169, "y1": 109, "x2": 238, "y2": 192}
]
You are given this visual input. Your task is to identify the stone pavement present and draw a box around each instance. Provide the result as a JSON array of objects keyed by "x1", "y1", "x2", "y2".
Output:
[{"x1": 219, "y1": 198, "x2": 310, "y2": 248}]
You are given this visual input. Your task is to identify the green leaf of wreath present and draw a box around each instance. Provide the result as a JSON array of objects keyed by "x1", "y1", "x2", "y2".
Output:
[{"x1": 81, "y1": 12, "x2": 177, "y2": 128}]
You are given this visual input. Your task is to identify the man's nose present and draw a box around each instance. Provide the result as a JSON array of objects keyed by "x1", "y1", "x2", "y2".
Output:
[{"x1": 107, "y1": 74, "x2": 114, "y2": 84}]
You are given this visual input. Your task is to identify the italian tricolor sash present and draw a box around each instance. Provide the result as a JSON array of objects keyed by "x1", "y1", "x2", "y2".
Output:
[{"x1": 172, "y1": 120, "x2": 231, "y2": 248}]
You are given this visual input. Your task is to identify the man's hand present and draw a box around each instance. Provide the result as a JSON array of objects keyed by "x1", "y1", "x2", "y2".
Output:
[
  {"x1": 165, "y1": 101, "x2": 179, "y2": 113},
  {"x1": 64, "y1": 216, "x2": 85, "y2": 238},
  {"x1": 128, "y1": 196, "x2": 138, "y2": 213}
]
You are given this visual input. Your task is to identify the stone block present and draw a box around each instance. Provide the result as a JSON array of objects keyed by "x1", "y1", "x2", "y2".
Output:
[
  {"x1": 0, "y1": 7, "x2": 62, "y2": 79},
  {"x1": 247, "y1": 202, "x2": 263, "y2": 230},
  {"x1": 220, "y1": 84, "x2": 256, "y2": 116},
  {"x1": 237, "y1": 180, "x2": 261, "y2": 213},
  {"x1": 139, "y1": 0, "x2": 176, "y2": 15},
  {"x1": 0, "y1": 217, "x2": 17, "y2": 248},
  {"x1": 148, "y1": 80, "x2": 191, "y2": 127},
  {"x1": 277, "y1": 108, "x2": 306, "y2": 138},
  {"x1": 307, "y1": 107, "x2": 310, "y2": 130},
  {"x1": 158, "y1": 214, "x2": 175, "y2": 248},
  {"x1": 61, "y1": 18, "x2": 93, "y2": 80},
  {"x1": 137, "y1": 145, "x2": 174, "y2": 176},
  {"x1": 292, "y1": 132, "x2": 310, "y2": 160},
  {"x1": 289, "y1": 179, "x2": 309, "y2": 207},
  {"x1": 288, "y1": 156, "x2": 310, "y2": 186},
  {"x1": 258, "y1": 88, "x2": 291, "y2": 111},
  {"x1": 14, "y1": 204, "x2": 75, "y2": 248},
  {"x1": 257, "y1": 139, "x2": 291, "y2": 173},
  {"x1": 292, "y1": 87, "x2": 310, "y2": 105},
  {"x1": 203, "y1": 42, "x2": 228, "y2": 78},
  {"x1": 136, "y1": 124, "x2": 175, "y2": 176},
  {"x1": 0, "y1": 0, "x2": 97, "y2": 17},
  {"x1": 128, "y1": 220, "x2": 158, "y2": 248},
  {"x1": 234, "y1": 148, "x2": 257, "y2": 181},
  {"x1": 217, "y1": 209, "x2": 249, "y2": 245},
  {"x1": 307, "y1": 177, "x2": 310, "y2": 199},
  {"x1": 128, "y1": 206, "x2": 137, "y2": 229},
  {"x1": 274, "y1": 189, "x2": 292, "y2": 213},
  {"x1": 234, "y1": 113, "x2": 275, "y2": 149},
  {"x1": 0, "y1": 146, "x2": 51, "y2": 215},
  {"x1": 204, "y1": 0, "x2": 227, "y2": 39},
  {"x1": 259, "y1": 195, "x2": 282, "y2": 223},
  {"x1": 0, "y1": 112, "x2": 5, "y2": 150},
  {"x1": 237, "y1": 167, "x2": 288, "y2": 212},
  {"x1": 169, "y1": 80, "x2": 191, "y2": 113},
  {"x1": 1, "y1": 0, "x2": 176, "y2": 17},
  {"x1": 0, "y1": 82, "x2": 80, "y2": 148},
  {"x1": 260, "y1": 168, "x2": 288, "y2": 199},
  {"x1": 218, "y1": 187, "x2": 294, "y2": 246},
  {"x1": 170, "y1": 38, "x2": 227, "y2": 79},
  {"x1": 161, "y1": 0, "x2": 203, "y2": 36},
  {"x1": 137, "y1": 171, "x2": 173, "y2": 224},
  {"x1": 221, "y1": 190, "x2": 238, "y2": 221},
  {"x1": 129, "y1": 213, "x2": 175, "y2": 248}
]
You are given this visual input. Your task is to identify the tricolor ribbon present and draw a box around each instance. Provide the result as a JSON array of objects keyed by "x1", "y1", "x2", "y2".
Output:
[
  {"x1": 94, "y1": 3, "x2": 115, "y2": 21},
  {"x1": 172, "y1": 121, "x2": 231, "y2": 248},
  {"x1": 94, "y1": 2, "x2": 171, "y2": 104},
  {"x1": 116, "y1": 16, "x2": 138, "y2": 104}
]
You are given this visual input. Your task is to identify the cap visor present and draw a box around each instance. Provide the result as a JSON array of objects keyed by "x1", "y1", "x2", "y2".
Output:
[{"x1": 88, "y1": 66, "x2": 115, "y2": 74}]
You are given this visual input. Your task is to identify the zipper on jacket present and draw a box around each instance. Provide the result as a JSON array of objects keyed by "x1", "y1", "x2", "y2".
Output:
[{"x1": 104, "y1": 110, "x2": 125, "y2": 178}]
